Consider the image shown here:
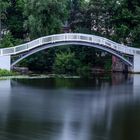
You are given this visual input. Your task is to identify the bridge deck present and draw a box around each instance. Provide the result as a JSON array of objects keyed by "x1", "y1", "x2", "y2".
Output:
[{"x1": 0, "y1": 33, "x2": 140, "y2": 56}]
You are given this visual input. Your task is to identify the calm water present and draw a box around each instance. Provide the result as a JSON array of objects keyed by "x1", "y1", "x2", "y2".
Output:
[{"x1": 0, "y1": 74, "x2": 140, "y2": 140}]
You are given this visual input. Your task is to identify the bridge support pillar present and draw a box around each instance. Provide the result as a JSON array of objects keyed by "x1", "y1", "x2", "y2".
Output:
[
  {"x1": 112, "y1": 56, "x2": 127, "y2": 72},
  {"x1": 133, "y1": 55, "x2": 140, "y2": 73},
  {"x1": 0, "y1": 56, "x2": 11, "y2": 71}
]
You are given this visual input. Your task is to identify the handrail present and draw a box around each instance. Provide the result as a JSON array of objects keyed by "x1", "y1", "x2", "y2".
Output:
[{"x1": 0, "y1": 33, "x2": 140, "y2": 56}]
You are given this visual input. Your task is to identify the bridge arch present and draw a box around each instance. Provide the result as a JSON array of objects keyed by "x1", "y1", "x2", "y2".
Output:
[
  {"x1": 1, "y1": 33, "x2": 139, "y2": 70},
  {"x1": 11, "y1": 41, "x2": 132, "y2": 67}
]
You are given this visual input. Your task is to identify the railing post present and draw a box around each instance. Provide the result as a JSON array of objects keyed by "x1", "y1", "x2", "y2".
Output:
[
  {"x1": 64, "y1": 34, "x2": 67, "y2": 41},
  {"x1": 39, "y1": 38, "x2": 42, "y2": 46},
  {"x1": 91, "y1": 36, "x2": 93, "y2": 43},
  {"x1": 52, "y1": 35, "x2": 54, "y2": 43},
  {"x1": 101, "y1": 38, "x2": 105, "y2": 45},
  {"x1": 0, "y1": 49, "x2": 2, "y2": 56},
  {"x1": 77, "y1": 34, "x2": 80, "y2": 41},
  {"x1": 67, "y1": 34, "x2": 69, "y2": 41},
  {"x1": 14, "y1": 47, "x2": 16, "y2": 54},
  {"x1": 26, "y1": 43, "x2": 29, "y2": 51}
]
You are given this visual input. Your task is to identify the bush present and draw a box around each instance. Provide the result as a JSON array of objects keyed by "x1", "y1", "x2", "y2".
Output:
[
  {"x1": 0, "y1": 69, "x2": 15, "y2": 76},
  {"x1": 53, "y1": 51, "x2": 80, "y2": 75},
  {"x1": 104, "y1": 59, "x2": 112, "y2": 71},
  {"x1": 77, "y1": 65, "x2": 91, "y2": 77}
]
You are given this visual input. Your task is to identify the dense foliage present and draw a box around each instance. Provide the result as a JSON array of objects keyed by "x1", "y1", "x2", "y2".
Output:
[
  {"x1": 53, "y1": 51, "x2": 79, "y2": 74},
  {"x1": 0, "y1": 69, "x2": 16, "y2": 76},
  {"x1": 0, "y1": 0, "x2": 140, "y2": 74}
]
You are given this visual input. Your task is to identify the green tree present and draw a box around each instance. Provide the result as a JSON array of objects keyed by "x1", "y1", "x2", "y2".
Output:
[
  {"x1": 67, "y1": 0, "x2": 112, "y2": 71},
  {"x1": 68, "y1": 0, "x2": 89, "y2": 32},
  {"x1": 0, "y1": 0, "x2": 10, "y2": 47},
  {"x1": 18, "y1": 0, "x2": 68, "y2": 71},
  {"x1": 6, "y1": 0, "x2": 25, "y2": 39},
  {"x1": 1, "y1": 32, "x2": 22, "y2": 48},
  {"x1": 112, "y1": 0, "x2": 140, "y2": 47},
  {"x1": 53, "y1": 51, "x2": 80, "y2": 74},
  {"x1": 24, "y1": 0, "x2": 68, "y2": 39},
  {"x1": 1, "y1": 0, "x2": 140, "y2": 73}
]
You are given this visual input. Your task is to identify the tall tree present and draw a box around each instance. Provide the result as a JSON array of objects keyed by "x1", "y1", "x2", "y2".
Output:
[
  {"x1": 20, "y1": 0, "x2": 68, "y2": 71},
  {"x1": 0, "y1": 0, "x2": 10, "y2": 45},
  {"x1": 24, "y1": 0, "x2": 68, "y2": 39},
  {"x1": 6, "y1": 0, "x2": 25, "y2": 39},
  {"x1": 68, "y1": 0, "x2": 87, "y2": 32},
  {"x1": 112, "y1": 0, "x2": 140, "y2": 47}
]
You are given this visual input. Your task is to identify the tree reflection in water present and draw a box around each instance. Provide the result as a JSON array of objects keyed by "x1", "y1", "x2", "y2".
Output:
[{"x1": 0, "y1": 74, "x2": 139, "y2": 140}]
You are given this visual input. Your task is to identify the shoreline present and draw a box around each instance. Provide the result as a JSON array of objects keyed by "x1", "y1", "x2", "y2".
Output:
[
  {"x1": 0, "y1": 74, "x2": 81, "y2": 80},
  {"x1": 0, "y1": 72, "x2": 136, "y2": 80}
]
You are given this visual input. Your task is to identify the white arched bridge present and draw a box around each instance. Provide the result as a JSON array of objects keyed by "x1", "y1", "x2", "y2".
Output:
[{"x1": 0, "y1": 33, "x2": 140, "y2": 72}]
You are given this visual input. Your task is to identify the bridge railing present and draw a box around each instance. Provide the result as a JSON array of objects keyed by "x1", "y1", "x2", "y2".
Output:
[
  {"x1": 0, "y1": 33, "x2": 140, "y2": 56},
  {"x1": 2, "y1": 47, "x2": 15, "y2": 55}
]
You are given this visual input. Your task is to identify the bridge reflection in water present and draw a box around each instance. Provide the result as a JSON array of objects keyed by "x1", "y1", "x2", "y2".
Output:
[{"x1": 0, "y1": 74, "x2": 140, "y2": 140}]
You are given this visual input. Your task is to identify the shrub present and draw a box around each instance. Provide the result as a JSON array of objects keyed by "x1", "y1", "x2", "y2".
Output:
[
  {"x1": 77, "y1": 65, "x2": 91, "y2": 77},
  {"x1": 0, "y1": 69, "x2": 15, "y2": 76},
  {"x1": 53, "y1": 51, "x2": 80, "y2": 75}
]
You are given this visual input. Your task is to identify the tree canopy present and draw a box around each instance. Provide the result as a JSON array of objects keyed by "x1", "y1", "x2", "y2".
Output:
[{"x1": 1, "y1": 0, "x2": 140, "y2": 73}]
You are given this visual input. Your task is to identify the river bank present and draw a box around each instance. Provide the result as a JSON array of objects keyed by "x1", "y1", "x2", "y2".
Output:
[
  {"x1": 0, "y1": 68, "x2": 130, "y2": 80},
  {"x1": 0, "y1": 74, "x2": 81, "y2": 80}
]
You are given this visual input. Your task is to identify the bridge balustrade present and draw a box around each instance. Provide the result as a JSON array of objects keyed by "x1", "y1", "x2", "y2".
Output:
[
  {"x1": 28, "y1": 39, "x2": 40, "y2": 49},
  {"x1": 42, "y1": 36, "x2": 53, "y2": 44},
  {"x1": 0, "y1": 33, "x2": 140, "y2": 56},
  {"x1": 15, "y1": 44, "x2": 28, "y2": 53},
  {"x1": 2, "y1": 47, "x2": 15, "y2": 55}
]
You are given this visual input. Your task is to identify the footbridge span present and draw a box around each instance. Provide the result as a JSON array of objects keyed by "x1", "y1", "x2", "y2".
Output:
[{"x1": 0, "y1": 33, "x2": 140, "y2": 72}]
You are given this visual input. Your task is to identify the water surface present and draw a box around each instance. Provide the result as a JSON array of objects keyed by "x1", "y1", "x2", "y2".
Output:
[{"x1": 0, "y1": 74, "x2": 140, "y2": 140}]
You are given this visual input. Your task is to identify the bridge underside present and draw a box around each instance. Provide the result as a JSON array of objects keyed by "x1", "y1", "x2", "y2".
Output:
[
  {"x1": 9, "y1": 41, "x2": 134, "y2": 72},
  {"x1": 1, "y1": 41, "x2": 139, "y2": 72},
  {"x1": 11, "y1": 41, "x2": 133, "y2": 66}
]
